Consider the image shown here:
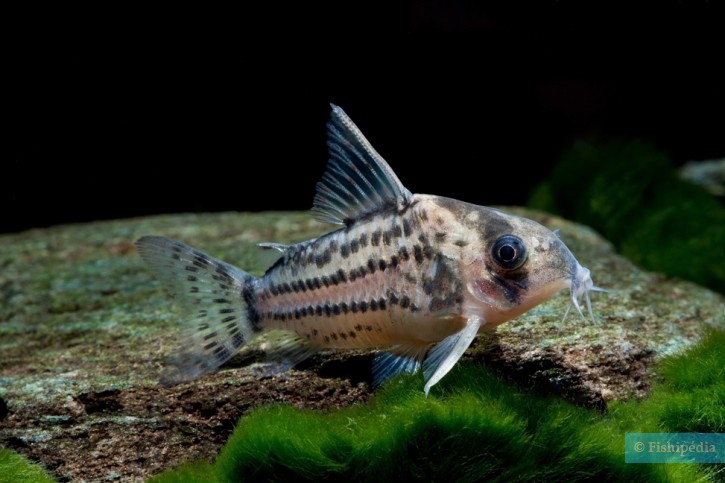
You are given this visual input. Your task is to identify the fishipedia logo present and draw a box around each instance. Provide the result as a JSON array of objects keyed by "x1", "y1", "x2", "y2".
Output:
[{"x1": 626, "y1": 433, "x2": 724, "y2": 463}]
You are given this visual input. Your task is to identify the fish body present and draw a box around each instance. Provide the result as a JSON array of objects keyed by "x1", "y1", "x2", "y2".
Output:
[{"x1": 136, "y1": 105, "x2": 601, "y2": 395}]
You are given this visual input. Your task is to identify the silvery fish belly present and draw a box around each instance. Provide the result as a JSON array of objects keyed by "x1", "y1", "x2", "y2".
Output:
[{"x1": 136, "y1": 105, "x2": 604, "y2": 395}]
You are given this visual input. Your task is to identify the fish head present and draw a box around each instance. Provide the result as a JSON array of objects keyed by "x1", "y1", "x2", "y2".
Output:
[{"x1": 461, "y1": 207, "x2": 601, "y2": 325}]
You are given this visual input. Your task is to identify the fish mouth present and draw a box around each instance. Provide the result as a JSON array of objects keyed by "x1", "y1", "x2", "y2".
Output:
[{"x1": 561, "y1": 263, "x2": 609, "y2": 323}]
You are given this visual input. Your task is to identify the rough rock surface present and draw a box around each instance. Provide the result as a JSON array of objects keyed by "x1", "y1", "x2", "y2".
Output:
[{"x1": 1, "y1": 210, "x2": 722, "y2": 481}]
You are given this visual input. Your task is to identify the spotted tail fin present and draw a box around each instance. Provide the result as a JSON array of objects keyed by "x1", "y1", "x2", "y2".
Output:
[{"x1": 135, "y1": 236, "x2": 261, "y2": 385}]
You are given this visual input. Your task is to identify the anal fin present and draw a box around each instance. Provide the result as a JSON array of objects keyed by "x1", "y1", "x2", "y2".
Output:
[
  {"x1": 257, "y1": 330, "x2": 318, "y2": 375},
  {"x1": 422, "y1": 317, "x2": 483, "y2": 396}
]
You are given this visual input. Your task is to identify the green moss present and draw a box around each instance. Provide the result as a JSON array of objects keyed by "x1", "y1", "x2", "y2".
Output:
[
  {"x1": 147, "y1": 459, "x2": 219, "y2": 483},
  {"x1": 529, "y1": 138, "x2": 725, "y2": 293},
  {"x1": 0, "y1": 450, "x2": 55, "y2": 483},
  {"x1": 153, "y1": 331, "x2": 725, "y2": 482},
  {"x1": 526, "y1": 181, "x2": 558, "y2": 215},
  {"x1": 611, "y1": 329, "x2": 725, "y2": 435},
  {"x1": 659, "y1": 329, "x2": 725, "y2": 392}
]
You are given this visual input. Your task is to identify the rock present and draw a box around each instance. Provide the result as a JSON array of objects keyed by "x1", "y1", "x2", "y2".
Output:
[
  {"x1": 0, "y1": 210, "x2": 722, "y2": 481},
  {"x1": 0, "y1": 397, "x2": 7, "y2": 420},
  {"x1": 679, "y1": 157, "x2": 725, "y2": 197}
]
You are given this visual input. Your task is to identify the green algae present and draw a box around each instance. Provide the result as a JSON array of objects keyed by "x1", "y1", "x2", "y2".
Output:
[
  {"x1": 152, "y1": 329, "x2": 725, "y2": 482},
  {"x1": 529, "y1": 138, "x2": 725, "y2": 294},
  {"x1": 0, "y1": 449, "x2": 55, "y2": 483}
]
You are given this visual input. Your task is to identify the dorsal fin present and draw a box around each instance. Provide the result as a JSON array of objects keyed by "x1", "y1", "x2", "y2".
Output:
[{"x1": 311, "y1": 104, "x2": 413, "y2": 225}]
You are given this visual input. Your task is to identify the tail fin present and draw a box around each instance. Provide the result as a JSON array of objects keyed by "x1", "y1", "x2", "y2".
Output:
[{"x1": 135, "y1": 236, "x2": 260, "y2": 385}]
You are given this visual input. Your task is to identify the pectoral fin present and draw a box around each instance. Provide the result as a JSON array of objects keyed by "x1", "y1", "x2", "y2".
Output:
[
  {"x1": 372, "y1": 344, "x2": 428, "y2": 388},
  {"x1": 422, "y1": 317, "x2": 483, "y2": 396}
]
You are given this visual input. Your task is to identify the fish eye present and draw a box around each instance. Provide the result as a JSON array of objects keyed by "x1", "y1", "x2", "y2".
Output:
[{"x1": 491, "y1": 235, "x2": 527, "y2": 270}]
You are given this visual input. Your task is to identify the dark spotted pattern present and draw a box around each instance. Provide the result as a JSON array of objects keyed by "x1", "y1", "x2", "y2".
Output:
[
  {"x1": 403, "y1": 218, "x2": 413, "y2": 237},
  {"x1": 315, "y1": 249, "x2": 332, "y2": 268},
  {"x1": 264, "y1": 237, "x2": 433, "y2": 303},
  {"x1": 336, "y1": 269, "x2": 348, "y2": 283},
  {"x1": 230, "y1": 328, "x2": 244, "y2": 348},
  {"x1": 383, "y1": 230, "x2": 392, "y2": 246},
  {"x1": 413, "y1": 245, "x2": 424, "y2": 263},
  {"x1": 371, "y1": 230, "x2": 382, "y2": 246},
  {"x1": 256, "y1": 203, "x2": 474, "y2": 345},
  {"x1": 261, "y1": 291, "x2": 417, "y2": 323},
  {"x1": 427, "y1": 255, "x2": 465, "y2": 312},
  {"x1": 390, "y1": 223, "x2": 402, "y2": 238},
  {"x1": 241, "y1": 278, "x2": 261, "y2": 330},
  {"x1": 212, "y1": 345, "x2": 231, "y2": 364}
]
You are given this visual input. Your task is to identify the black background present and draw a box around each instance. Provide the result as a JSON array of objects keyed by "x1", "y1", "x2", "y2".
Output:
[{"x1": 6, "y1": 4, "x2": 725, "y2": 234}]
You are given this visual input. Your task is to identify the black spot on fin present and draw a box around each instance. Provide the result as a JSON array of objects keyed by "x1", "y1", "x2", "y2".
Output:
[
  {"x1": 312, "y1": 104, "x2": 413, "y2": 226},
  {"x1": 135, "y1": 236, "x2": 260, "y2": 385},
  {"x1": 372, "y1": 344, "x2": 428, "y2": 388}
]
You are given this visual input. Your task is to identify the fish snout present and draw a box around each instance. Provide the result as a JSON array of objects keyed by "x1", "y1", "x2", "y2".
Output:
[
  {"x1": 571, "y1": 263, "x2": 594, "y2": 299},
  {"x1": 562, "y1": 261, "x2": 600, "y2": 324}
]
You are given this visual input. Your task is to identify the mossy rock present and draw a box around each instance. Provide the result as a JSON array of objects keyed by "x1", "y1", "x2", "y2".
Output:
[{"x1": 0, "y1": 211, "x2": 722, "y2": 481}]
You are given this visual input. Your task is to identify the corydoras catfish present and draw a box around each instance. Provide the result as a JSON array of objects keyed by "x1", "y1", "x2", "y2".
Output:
[{"x1": 136, "y1": 104, "x2": 604, "y2": 395}]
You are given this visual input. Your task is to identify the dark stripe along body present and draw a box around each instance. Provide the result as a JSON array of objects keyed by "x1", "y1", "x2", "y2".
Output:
[{"x1": 256, "y1": 200, "x2": 466, "y2": 350}]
